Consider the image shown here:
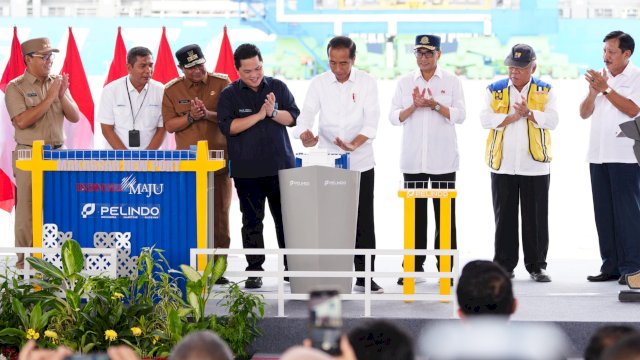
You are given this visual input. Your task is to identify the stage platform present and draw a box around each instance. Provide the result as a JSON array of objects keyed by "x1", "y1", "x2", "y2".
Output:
[{"x1": 210, "y1": 256, "x2": 640, "y2": 359}]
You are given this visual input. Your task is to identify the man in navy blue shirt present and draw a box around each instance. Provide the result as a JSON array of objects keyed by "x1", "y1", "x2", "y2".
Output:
[{"x1": 218, "y1": 43, "x2": 299, "y2": 289}]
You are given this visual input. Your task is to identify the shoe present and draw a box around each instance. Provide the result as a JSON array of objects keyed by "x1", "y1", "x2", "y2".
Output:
[
  {"x1": 245, "y1": 277, "x2": 262, "y2": 289},
  {"x1": 353, "y1": 279, "x2": 384, "y2": 294},
  {"x1": 284, "y1": 277, "x2": 290, "y2": 282},
  {"x1": 215, "y1": 276, "x2": 229, "y2": 285},
  {"x1": 397, "y1": 267, "x2": 425, "y2": 285},
  {"x1": 507, "y1": 271, "x2": 515, "y2": 279},
  {"x1": 587, "y1": 273, "x2": 619, "y2": 282},
  {"x1": 627, "y1": 271, "x2": 640, "y2": 289},
  {"x1": 530, "y1": 269, "x2": 551, "y2": 282},
  {"x1": 619, "y1": 276, "x2": 628, "y2": 285}
]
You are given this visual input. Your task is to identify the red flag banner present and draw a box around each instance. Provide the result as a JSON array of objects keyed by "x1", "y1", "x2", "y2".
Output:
[
  {"x1": 215, "y1": 26, "x2": 239, "y2": 81},
  {"x1": 61, "y1": 27, "x2": 94, "y2": 149},
  {"x1": 0, "y1": 26, "x2": 25, "y2": 213},
  {"x1": 104, "y1": 26, "x2": 128, "y2": 87},
  {"x1": 152, "y1": 26, "x2": 179, "y2": 84}
]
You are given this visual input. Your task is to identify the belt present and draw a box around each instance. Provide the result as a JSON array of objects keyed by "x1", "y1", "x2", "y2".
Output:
[{"x1": 18, "y1": 144, "x2": 62, "y2": 149}]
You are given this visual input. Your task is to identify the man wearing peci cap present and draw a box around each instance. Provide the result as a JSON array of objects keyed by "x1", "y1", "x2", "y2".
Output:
[
  {"x1": 388, "y1": 34, "x2": 466, "y2": 285},
  {"x1": 98, "y1": 46, "x2": 165, "y2": 150},
  {"x1": 4, "y1": 37, "x2": 80, "y2": 268},
  {"x1": 162, "y1": 44, "x2": 232, "y2": 285},
  {"x1": 479, "y1": 44, "x2": 559, "y2": 282},
  {"x1": 580, "y1": 31, "x2": 640, "y2": 285}
]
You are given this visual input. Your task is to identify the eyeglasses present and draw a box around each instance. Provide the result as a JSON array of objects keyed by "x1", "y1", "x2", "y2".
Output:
[
  {"x1": 30, "y1": 53, "x2": 55, "y2": 62},
  {"x1": 413, "y1": 50, "x2": 436, "y2": 59}
]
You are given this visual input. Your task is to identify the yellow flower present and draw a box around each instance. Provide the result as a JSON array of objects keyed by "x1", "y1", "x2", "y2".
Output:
[
  {"x1": 26, "y1": 328, "x2": 40, "y2": 340},
  {"x1": 152, "y1": 335, "x2": 160, "y2": 345},
  {"x1": 104, "y1": 329, "x2": 118, "y2": 341},
  {"x1": 111, "y1": 292, "x2": 124, "y2": 300},
  {"x1": 44, "y1": 330, "x2": 59, "y2": 343},
  {"x1": 130, "y1": 327, "x2": 142, "y2": 337}
]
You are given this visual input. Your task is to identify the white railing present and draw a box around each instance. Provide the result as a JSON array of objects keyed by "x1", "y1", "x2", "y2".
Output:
[
  {"x1": 0, "y1": 247, "x2": 118, "y2": 281},
  {"x1": 190, "y1": 248, "x2": 459, "y2": 318}
]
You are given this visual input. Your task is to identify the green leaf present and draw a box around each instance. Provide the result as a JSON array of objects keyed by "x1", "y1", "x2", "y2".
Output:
[
  {"x1": 180, "y1": 264, "x2": 201, "y2": 283},
  {"x1": 29, "y1": 302, "x2": 43, "y2": 329},
  {"x1": 187, "y1": 291, "x2": 202, "y2": 321},
  {"x1": 62, "y1": 239, "x2": 84, "y2": 276},
  {"x1": 11, "y1": 297, "x2": 29, "y2": 329},
  {"x1": 26, "y1": 257, "x2": 66, "y2": 282},
  {"x1": 0, "y1": 328, "x2": 27, "y2": 338},
  {"x1": 211, "y1": 256, "x2": 227, "y2": 284}
]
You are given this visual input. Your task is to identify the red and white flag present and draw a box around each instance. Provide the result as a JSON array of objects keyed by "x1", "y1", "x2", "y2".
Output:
[
  {"x1": 0, "y1": 26, "x2": 25, "y2": 213},
  {"x1": 215, "y1": 26, "x2": 239, "y2": 81},
  {"x1": 61, "y1": 27, "x2": 94, "y2": 149},
  {"x1": 152, "y1": 26, "x2": 178, "y2": 149},
  {"x1": 104, "y1": 26, "x2": 128, "y2": 86}
]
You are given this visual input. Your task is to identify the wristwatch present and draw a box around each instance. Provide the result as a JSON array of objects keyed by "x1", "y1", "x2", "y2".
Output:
[
  {"x1": 187, "y1": 113, "x2": 194, "y2": 124},
  {"x1": 603, "y1": 87, "x2": 612, "y2": 95},
  {"x1": 433, "y1": 103, "x2": 441, "y2": 112},
  {"x1": 271, "y1": 109, "x2": 278, "y2": 118}
]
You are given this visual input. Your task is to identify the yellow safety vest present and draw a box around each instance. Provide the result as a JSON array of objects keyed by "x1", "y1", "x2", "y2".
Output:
[{"x1": 485, "y1": 78, "x2": 552, "y2": 170}]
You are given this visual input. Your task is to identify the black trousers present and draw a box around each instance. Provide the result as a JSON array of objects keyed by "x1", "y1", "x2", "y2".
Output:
[
  {"x1": 234, "y1": 175, "x2": 287, "y2": 271},
  {"x1": 590, "y1": 163, "x2": 640, "y2": 276},
  {"x1": 403, "y1": 172, "x2": 457, "y2": 271},
  {"x1": 491, "y1": 173, "x2": 549, "y2": 273},
  {"x1": 354, "y1": 169, "x2": 376, "y2": 274}
]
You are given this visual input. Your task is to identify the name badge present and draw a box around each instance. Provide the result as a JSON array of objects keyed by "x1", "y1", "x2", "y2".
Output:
[
  {"x1": 26, "y1": 92, "x2": 38, "y2": 97},
  {"x1": 178, "y1": 100, "x2": 190, "y2": 104}
]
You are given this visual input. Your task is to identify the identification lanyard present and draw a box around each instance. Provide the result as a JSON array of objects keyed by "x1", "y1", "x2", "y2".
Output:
[{"x1": 125, "y1": 79, "x2": 149, "y2": 130}]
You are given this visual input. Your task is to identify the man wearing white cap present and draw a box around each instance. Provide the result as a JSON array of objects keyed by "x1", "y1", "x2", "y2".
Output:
[{"x1": 5, "y1": 37, "x2": 80, "y2": 268}]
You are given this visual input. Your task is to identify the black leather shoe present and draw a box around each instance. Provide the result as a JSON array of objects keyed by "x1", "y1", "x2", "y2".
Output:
[
  {"x1": 619, "y1": 276, "x2": 628, "y2": 285},
  {"x1": 215, "y1": 276, "x2": 229, "y2": 285},
  {"x1": 245, "y1": 277, "x2": 262, "y2": 289},
  {"x1": 587, "y1": 273, "x2": 619, "y2": 282},
  {"x1": 530, "y1": 269, "x2": 551, "y2": 282},
  {"x1": 507, "y1": 271, "x2": 515, "y2": 279}
]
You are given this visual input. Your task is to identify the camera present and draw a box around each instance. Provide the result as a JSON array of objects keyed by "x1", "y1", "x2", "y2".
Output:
[{"x1": 309, "y1": 289, "x2": 342, "y2": 355}]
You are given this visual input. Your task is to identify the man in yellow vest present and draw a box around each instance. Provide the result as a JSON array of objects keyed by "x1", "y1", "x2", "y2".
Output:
[{"x1": 479, "y1": 44, "x2": 559, "y2": 282}]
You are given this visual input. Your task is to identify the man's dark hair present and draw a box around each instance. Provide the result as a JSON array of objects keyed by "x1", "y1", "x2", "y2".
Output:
[
  {"x1": 169, "y1": 330, "x2": 233, "y2": 360},
  {"x1": 456, "y1": 260, "x2": 514, "y2": 316},
  {"x1": 233, "y1": 43, "x2": 262, "y2": 70},
  {"x1": 327, "y1": 36, "x2": 356, "y2": 59},
  {"x1": 348, "y1": 320, "x2": 414, "y2": 360},
  {"x1": 126, "y1": 46, "x2": 152, "y2": 66},
  {"x1": 604, "y1": 31, "x2": 635, "y2": 55},
  {"x1": 585, "y1": 325, "x2": 638, "y2": 360},
  {"x1": 602, "y1": 333, "x2": 640, "y2": 360}
]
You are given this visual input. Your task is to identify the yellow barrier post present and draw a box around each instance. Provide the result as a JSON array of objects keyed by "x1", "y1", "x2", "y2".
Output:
[{"x1": 398, "y1": 185, "x2": 457, "y2": 301}]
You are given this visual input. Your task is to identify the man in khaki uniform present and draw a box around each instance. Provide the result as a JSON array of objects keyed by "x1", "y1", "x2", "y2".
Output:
[
  {"x1": 5, "y1": 37, "x2": 80, "y2": 267},
  {"x1": 162, "y1": 44, "x2": 232, "y2": 284}
]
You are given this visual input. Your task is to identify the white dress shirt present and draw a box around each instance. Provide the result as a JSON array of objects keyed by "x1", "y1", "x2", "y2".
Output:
[
  {"x1": 98, "y1": 76, "x2": 164, "y2": 149},
  {"x1": 389, "y1": 67, "x2": 466, "y2": 174},
  {"x1": 479, "y1": 78, "x2": 559, "y2": 176},
  {"x1": 587, "y1": 62, "x2": 640, "y2": 164},
  {"x1": 294, "y1": 68, "x2": 380, "y2": 172}
]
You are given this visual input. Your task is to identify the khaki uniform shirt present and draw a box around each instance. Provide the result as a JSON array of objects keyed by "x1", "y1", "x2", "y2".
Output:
[
  {"x1": 5, "y1": 70, "x2": 74, "y2": 147},
  {"x1": 162, "y1": 72, "x2": 230, "y2": 153}
]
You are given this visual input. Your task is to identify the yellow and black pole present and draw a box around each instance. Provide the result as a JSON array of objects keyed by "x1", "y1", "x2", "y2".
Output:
[{"x1": 398, "y1": 185, "x2": 457, "y2": 301}]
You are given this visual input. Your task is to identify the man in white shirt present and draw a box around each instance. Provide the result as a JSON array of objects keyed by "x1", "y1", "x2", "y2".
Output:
[
  {"x1": 579, "y1": 31, "x2": 640, "y2": 286},
  {"x1": 479, "y1": 44, "x2": 559, "y2": 282},
  {"x1": 99, "y1": 46, "x2": 166, "y2": 149},
  {"x1": 389, "y1": 34, "x2": 466, "y2": 285},
  {"x1": 294, "y1": 36, "x2": 382, "y2": 293}
]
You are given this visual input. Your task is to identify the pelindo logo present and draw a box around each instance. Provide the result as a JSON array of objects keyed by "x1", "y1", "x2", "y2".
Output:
[
  {"x1": 81, "y1": 203, "x2": 96, "y2": 218},
  {"x1": 100, "y1": 205, "x2": 161, "y2": 220},
  {"x1": 289, "y1": 180, "x2": 311, "y2": 187},
  {"x1": 324, "y1": 180, "x2": 347, "y2": 186}
]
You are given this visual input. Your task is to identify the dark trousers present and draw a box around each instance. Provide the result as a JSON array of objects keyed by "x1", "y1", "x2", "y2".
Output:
[
  {"x1": 403, "y1": 172, "x2": 457, "y2": 271},
  {"x1": 590, "y1": 163, "x2": 640, "y2": 276},
  {"x1": 234, "y1": 175, "x2": 287, "y2": 272},
  {"x1": 491, "y1": 173, "x2": 549, "y2": 273},
  {"x1": 354, "y1": 169, "x2": 376, "y2": 275}
]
